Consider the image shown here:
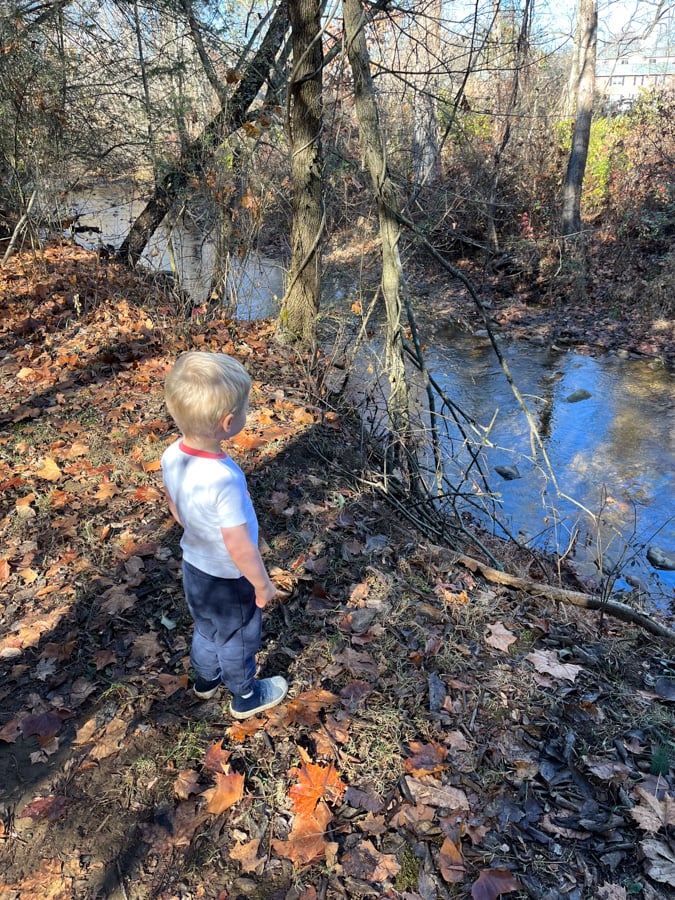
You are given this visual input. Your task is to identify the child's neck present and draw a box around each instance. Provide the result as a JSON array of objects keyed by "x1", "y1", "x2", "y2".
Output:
[{"x1": 181, "y1": 434, "x2": 226, "y2": 455}]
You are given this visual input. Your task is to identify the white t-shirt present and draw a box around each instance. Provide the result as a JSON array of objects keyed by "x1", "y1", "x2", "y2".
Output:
[{"x1": 161, "y1": 439, "x2": 259, "y2": 578}]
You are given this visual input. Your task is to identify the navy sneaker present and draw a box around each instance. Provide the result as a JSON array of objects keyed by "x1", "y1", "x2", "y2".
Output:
[
  {"x1": 230, "y1": 676, "x2": 288, "y2": 720},
  {"x1": 193, "y1": 675, "x2": 222, "y2": 700}
]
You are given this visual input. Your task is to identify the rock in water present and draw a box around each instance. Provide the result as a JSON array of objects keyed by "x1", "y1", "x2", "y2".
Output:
[
  {"x1": 565, "y1": 389, "x2": 592, "y2": 403},
  {"x1": 646, "y1": 546, "x2": 675, "y2": 571},
  {"x1": 494, "y1": 465, "x2": 521, "y2": 481}
]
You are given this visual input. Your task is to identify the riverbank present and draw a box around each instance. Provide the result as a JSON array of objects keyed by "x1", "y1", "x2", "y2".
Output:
[
  {"x1": 0, "y1": 243, "x2": 673, "y2": 899},
  {"x1": 323, "y1": 229, "x2": 674, "y2": 369}
]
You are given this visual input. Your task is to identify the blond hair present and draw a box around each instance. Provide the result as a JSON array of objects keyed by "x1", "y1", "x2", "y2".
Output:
[{"x1": 165, "y1": 352, "x2": 251, "y2": 437}]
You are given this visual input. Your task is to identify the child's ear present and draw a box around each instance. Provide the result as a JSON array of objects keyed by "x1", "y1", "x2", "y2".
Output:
[{"x1": 221, "y1": 412, "x2": 234, "y2": 433}]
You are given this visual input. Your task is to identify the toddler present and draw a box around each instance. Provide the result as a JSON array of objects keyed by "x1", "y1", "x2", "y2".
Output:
[{"x1": 161, "y1": 351, "x2": 288, "y2": 719}]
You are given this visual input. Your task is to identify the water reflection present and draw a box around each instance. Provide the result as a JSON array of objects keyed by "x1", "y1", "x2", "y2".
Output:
[
  {"x1": 420, "y1": 334, "x2": 674, "y2": 610},
  {"x1": 58, "y1": 182, "x2": 284, "y2": 318}
]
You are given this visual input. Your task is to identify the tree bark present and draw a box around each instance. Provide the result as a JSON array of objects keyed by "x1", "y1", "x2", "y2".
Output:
[
  {"x1": 119, "y1": 1, "x2": 288, "y2": 265},
  {"x1": 411, "y1": 0, "x2": 442, "y2": 195},
  {"x1": 485, "y1": 0, "x2": 532, "y2": 251},
  {"x1": 343, "y1": 0, "x2": 410, "y2": 446},
  {"x1": 279, "y1": 0, "x2": 324, "y2": 346},
  {"x1": 561, "y1": 0, "x2": 597, "y2": 238}
]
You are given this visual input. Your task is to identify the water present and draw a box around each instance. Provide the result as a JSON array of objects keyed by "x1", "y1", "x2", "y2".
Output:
[
  {"x1": 417, "y1": 329, "x2": 675, "y2": 610},
  {"x1": 55, "y1": 181, "x2": 285, "y2": 318}
]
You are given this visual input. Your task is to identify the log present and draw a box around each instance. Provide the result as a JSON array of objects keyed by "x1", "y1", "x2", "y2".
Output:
[{"x1": 453, "y1": 553, "x2": 675, "y2": 643}]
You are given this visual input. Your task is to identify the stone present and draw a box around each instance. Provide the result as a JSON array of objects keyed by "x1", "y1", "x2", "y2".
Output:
[
  {"x1": 646, "y1": 546, "x2": 675, "y2": 571},
  {"x1": 494, "y1": 465, "x2": 521, "y2": 481},
  {"x1": 565, "y1": 389, "x2": 592, "y2": 403}
]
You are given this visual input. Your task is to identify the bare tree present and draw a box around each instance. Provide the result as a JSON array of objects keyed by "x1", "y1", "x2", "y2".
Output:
[
  {"x1": 119, "y1": 1, "x2": 289, "y2": 264},
  {"x1": 561, "y1": 0, "x2": 597, "y2": 237},
  {"x1": 410, "y1": 0, "x2": 443, "y2": 194},
  {"x1": 343, "y1": 0, "x2": 410, "y2": 450},
  {"x1": 279, "y1": 0, "x2": 324, "y2": 346}
]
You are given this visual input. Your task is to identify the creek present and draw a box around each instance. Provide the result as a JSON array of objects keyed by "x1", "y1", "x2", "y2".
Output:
[
  {"x1": 57, "y1": 181, "x2": 285, "y2": 318},
  {"x1": 409, "y1": 328, "x2": 675, "y2": 612},
  {"x1": 58, "y1": 182, "x2": 674, "y2": 613}
]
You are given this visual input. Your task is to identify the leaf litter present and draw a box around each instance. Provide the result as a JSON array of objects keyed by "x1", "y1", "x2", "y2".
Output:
[{"x1": 0, "y1": 243, "x2": 673, "y2": 898}]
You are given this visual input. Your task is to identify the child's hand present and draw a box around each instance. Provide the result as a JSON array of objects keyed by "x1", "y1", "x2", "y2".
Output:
[{"x1": 255, "y1": 579, "x2": 277, "y2": 609}]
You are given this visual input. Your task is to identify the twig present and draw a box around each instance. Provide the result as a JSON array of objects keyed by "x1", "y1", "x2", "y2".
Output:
[{"x1": 452, "y1": 553, "x2": 675, "y2": 643}]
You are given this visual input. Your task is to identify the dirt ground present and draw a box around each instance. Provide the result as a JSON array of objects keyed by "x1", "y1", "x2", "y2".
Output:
[{"x1": 0, "y1": 242, "x2": 673, "y2": 900}]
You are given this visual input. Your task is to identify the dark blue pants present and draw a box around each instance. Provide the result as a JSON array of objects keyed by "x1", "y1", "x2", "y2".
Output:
[{"x1": 182, "y1": 560, "x2": 262, "y2": 696}]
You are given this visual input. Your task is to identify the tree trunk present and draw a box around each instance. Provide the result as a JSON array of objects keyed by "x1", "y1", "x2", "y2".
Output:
[
  {"x1": 485, "y1": 0, "x2": 532, "y2": 251},
  {"x1": 561, "y1": 0, "x2": 597, "y2": 238},
  {"x1": 343, "y1": 0, "x2": 410, "y2": 445},
  {"x1": 279, "y1": 0, "x2": 324, "y2": 346},
  {"x1": 119, "y1": 1, "x2": 288, "y2": 265},
  {"x1": 411, "y1": 0, "x2": 442, "y2": 194}
]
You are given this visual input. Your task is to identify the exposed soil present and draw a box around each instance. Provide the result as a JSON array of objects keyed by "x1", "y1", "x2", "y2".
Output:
[
  {"x1": 0, "y1": 241, "x2": 673, "y2": 900},
  {"x1": 324, "y1": 234, "x2": 675, "y2": 368}
]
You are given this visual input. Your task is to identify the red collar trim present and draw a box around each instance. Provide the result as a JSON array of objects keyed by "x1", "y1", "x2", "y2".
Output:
[{"x1": 179, "y1": 440, "x2": 228, "y2": 460}]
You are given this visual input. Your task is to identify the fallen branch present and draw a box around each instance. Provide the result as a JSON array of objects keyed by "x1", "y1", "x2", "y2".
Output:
[{"x1": 451, "y1": 553, "x2": 675, "y2": 643}]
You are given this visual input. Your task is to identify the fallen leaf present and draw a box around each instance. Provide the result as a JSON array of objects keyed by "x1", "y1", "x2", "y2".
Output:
[
  {"x1": 18, "y1": 566, "x2": 39, "y2": 583},
  {"x1": 289, "y1": 760, "x2": 346, "y2": 817},
  {"x1": 630, "y1": 787, "x2": 675, "y2": 833},
  {"x1": 0, "y1": 717, "x2": 22, "y2": 743},
  {"x1": 344, "y1": 785, "x2": 384, "y2": 814},
  {"x1": 203, "y1": 771, "x2": 245, "y2": 814},
  {"x1": 341, "y1": 838, "x2": 401, "y2": 883},
  {"x1": 41, "y1": 641, "x2": 76, "y2": 661},
  {"x1": 596, "y1": 885, "x2": 628, "y2": 899},
  {"x1": 95, "y1": 481, "x2": 119, "y2": 500},
  {"x1": 471, "y1": 866, "x2": 523, "y2": 899},
  {"x1": 404, "y1": 776, "x2": 469, "y2": 810},
  {"x1": 227, "y1": 717, "x2": 266, "y2": 741},
  {"x1": 130, "y1": 631, "x2": 163, "y2": 659},
  {"x1": 88, "y1": 717, "x2": 127, "y2": 761},
  {"x1": 140, "y1": 801, "x2": 208, "y2": 853},
  {"x1": 174, "y1": 769, "x2": 201, "y2": 800},
  {"x1": 333, "y1": 647, "x2": 380, "y2": 677},
  {"x1": 640, "y1": 837, "x2": 675, "y2": 887},
  {"x1": 485, "y1": 621, "x2": 517, "y2": 652},
  {"x1": 271, "y1": 802, "x2": 332, "y2": 866},
  {"x1": 389, "y1": 803, "x2": 435, "y2": 829},
  {"x1": 20, "y1": 710, "x2": 70, "y2": 740},
  {"x1": 404, "y1": 741, "x2": 448, "y2": 777},
  {"x1": 19, "y1": 795, "x2": 71, "y2": 822},
  {"x1": 99, "y1": 586, "x2": 135, "y2": 614},
  {"x1": 92, "y1": 648, "x2": 116, "y2": 670},
  {"x1": 439, "y1": 836, "x2": 464, "y2": 883},
  {"x1": 525, "y1": 648, "x2": 582, "y2": 682},
  {"x1": 157, "y1": 673, "x2": 188, "y2": 696},
  {"x1": 447, "y1": 730, "x2": 470, "y2": 751},
  {"x1": 36, "y1": 457, "x2": 62, "y2": 481},
  {"x1": 582, "y1": 754, "x2": 632, "y2": 782},
  {"x1": 230, "y1": 838, "x2": 263, "y2": 875},
  {"x1": 204, "y1": 740, "x2": 232, "y2": 774}
]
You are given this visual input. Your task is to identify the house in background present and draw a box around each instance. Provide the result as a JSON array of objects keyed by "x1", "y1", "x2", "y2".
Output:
[
  {"x1": 596, "y1": 16, "x2": 674, "y2": 109},
  {"x1": 596, "y1": 49, "x2": 674, "y2": 107}
]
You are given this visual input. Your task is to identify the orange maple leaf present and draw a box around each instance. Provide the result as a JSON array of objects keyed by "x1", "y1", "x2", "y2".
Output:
[
  {"x1": 271, "y1": 802, "x2": 332, "y2": 866},
  {"x1": 204, "y1": 740, "x2": 232, "y2": 774},
  {"x1": 230, "y1": 837, "x2": 263, "y2": 874},
  {"x1": 202, "y1": 771, "x2": 244, "y2": 814},
  {"x1": 227, "y1": 717, "x2": 266, "y2": 742},
  {"x1": 289, "y1": 761, "x2": 346, "y2": 818}
]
